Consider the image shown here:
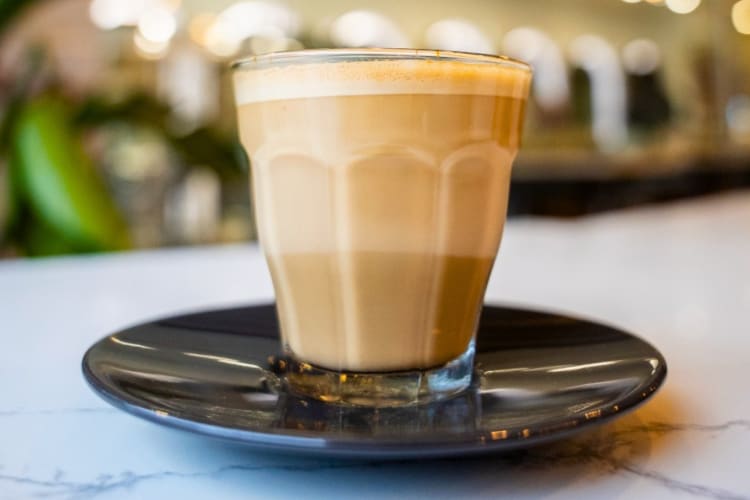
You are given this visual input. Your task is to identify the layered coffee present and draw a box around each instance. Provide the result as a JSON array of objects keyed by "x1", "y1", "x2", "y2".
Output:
[{"x1": 235, "y1": 56, "x2": 530, "y2": 372}]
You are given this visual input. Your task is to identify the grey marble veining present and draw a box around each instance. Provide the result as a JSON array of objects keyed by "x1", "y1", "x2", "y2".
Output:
[
  {"x1": 1, "y1": 415, "x2": 748, "y2": 499},
  {"x1": 2, "y1": 192, "x2": 750, "y2": 499}
]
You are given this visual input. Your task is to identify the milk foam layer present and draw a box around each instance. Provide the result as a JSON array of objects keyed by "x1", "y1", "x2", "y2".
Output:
[{"x1": 234, "y1": 58, "x2": 531, "y2": 104}]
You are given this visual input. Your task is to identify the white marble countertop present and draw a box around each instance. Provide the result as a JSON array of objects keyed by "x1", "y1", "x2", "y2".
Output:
[{"x1": 2, "y1": 192, "x2": 749, "y2": 500}]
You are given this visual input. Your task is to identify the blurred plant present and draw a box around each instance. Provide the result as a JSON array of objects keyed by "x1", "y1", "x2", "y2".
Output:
[
  {"x1": 12, "y1": 93, "x2": 132, "y2": 253},
  {"x1": 0, "y1": 1, "x2": 247, "y2": 256},
  {"x1": 74, "y1": 93, "x2": 246, "y2": 182},
  {"x1": 0, "y1": 0, "x2": 33, "y2": 33},
  {"x1": 0, "y1": 42, "x2": 133, "y2": 255}
]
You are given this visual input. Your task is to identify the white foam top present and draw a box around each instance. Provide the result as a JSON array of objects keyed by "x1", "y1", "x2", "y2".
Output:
[{"x1": 234, "y1": 58, "x2": 531, "y2": 105}]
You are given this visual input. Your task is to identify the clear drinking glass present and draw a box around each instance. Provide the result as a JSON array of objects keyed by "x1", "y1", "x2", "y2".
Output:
[{"x1": 233, "y1": 49, "x2": 531, "y2": 406}]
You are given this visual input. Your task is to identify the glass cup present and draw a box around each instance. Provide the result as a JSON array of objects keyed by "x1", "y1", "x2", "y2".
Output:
[{"x1": 232, "y1": 49, "x2": 531, "y2": 406}]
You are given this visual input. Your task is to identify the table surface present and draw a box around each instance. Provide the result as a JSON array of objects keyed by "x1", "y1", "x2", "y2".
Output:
[{"x1": 2, "y1": 192, "x2": 749, "y2": 500}]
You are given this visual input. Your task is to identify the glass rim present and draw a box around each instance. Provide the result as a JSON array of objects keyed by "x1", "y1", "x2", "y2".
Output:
[{"x1": 231, "y1": 48, "x2": 532, "y2": 74}]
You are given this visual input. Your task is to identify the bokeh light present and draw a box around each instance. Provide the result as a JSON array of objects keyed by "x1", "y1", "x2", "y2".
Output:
[
  {"x1": 732, "y1": 0, "x2": 750, "y2": 34},
  {"x1": 89, "y1": 0, "x2": 148, "y2": 30},
  {"x1": 133, "y1": 31, "x2": 169, "y2": 59},
  {"x1": 622, "y1": 38, "x2": 661, "y2": 74},
  {"x1": 424, "y1": 19, "x2": 493, "y2": 54},
  {"x1": 201, "y1": 1, "x2": 299, "y2": 57},
  {"x1": 329, "y1": 10, "x2": 409, "y2": 48},
  {"x1": 203, "y1": 25, "x2": 242, "y2": 58},
  {"x1": 137, "y1": 6, "x2": 176, "y2": 44},
  {"x1": 665, "y1": 0, "x2": 701, "y2": 14}
]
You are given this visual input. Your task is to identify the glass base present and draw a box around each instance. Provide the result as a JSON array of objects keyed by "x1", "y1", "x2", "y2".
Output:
[{"x1": 269, "y1": 342, "x2": 475, "y2": 407}]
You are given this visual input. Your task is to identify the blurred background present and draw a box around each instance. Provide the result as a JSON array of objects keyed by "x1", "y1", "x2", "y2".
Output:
[{"x1": 1, "y1": 0, "x2": 749, "y2": 258}]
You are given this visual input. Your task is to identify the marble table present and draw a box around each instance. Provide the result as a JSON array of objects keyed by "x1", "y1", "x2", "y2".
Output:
[{"x1": 2, "y1": 192, "x2": 749, "y2": 499}]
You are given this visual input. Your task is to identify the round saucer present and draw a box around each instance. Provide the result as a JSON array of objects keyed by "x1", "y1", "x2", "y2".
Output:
[{"x1": 82, "y1": 304, "x2": 666, "y2": 459}]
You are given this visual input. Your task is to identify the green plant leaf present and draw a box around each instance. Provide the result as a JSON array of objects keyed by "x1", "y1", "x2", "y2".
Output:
[
  {"x1": 0, "y1": 0, "x2": 36, "y2": 33},
  {"x1": 12, "y1": 95, "x2": 131, "y2": 252}
]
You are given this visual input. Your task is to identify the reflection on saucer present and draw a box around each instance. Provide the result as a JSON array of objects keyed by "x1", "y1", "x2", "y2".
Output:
[{"x1": 275, "y1": 391, "x2": 480, "y2": 437}]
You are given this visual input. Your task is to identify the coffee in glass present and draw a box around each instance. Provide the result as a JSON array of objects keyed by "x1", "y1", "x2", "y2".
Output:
[{"x1": 233, "y1": 49, "x2": 531, "y2": 405}]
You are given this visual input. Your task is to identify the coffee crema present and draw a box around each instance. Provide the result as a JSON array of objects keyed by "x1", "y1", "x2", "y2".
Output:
[{"x1": 235, "y1": 58, "x2": 530, "y2": 372}]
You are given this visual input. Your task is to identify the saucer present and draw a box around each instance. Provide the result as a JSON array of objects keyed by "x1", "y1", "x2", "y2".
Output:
[{"x1": 82, "y1": 304, "x2": 666, "y2": 459}]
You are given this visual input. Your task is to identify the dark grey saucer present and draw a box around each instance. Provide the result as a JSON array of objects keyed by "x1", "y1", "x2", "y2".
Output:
[{"x1": 82, "y1": 304, "x2": 666, "y2": 459}]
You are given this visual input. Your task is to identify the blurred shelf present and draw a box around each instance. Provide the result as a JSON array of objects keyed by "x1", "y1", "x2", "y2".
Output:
[
  {"x1": 509, "y1": 147, "x2": 750, "y2": 216},
  {"x1": 515, "y1": 143, "x2": 750, "y2": 181}
]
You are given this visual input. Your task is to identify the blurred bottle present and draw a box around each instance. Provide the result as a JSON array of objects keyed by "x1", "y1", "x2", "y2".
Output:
[
  {"x1": 622, "y1": 39, "x2": 672, "y2": 134},
  {"x1": 98, "y1": 124, "x2": 174, "y2": 248},
  {"x1": 164, "y1": 167, "x2": 221, "y2": 245}
]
